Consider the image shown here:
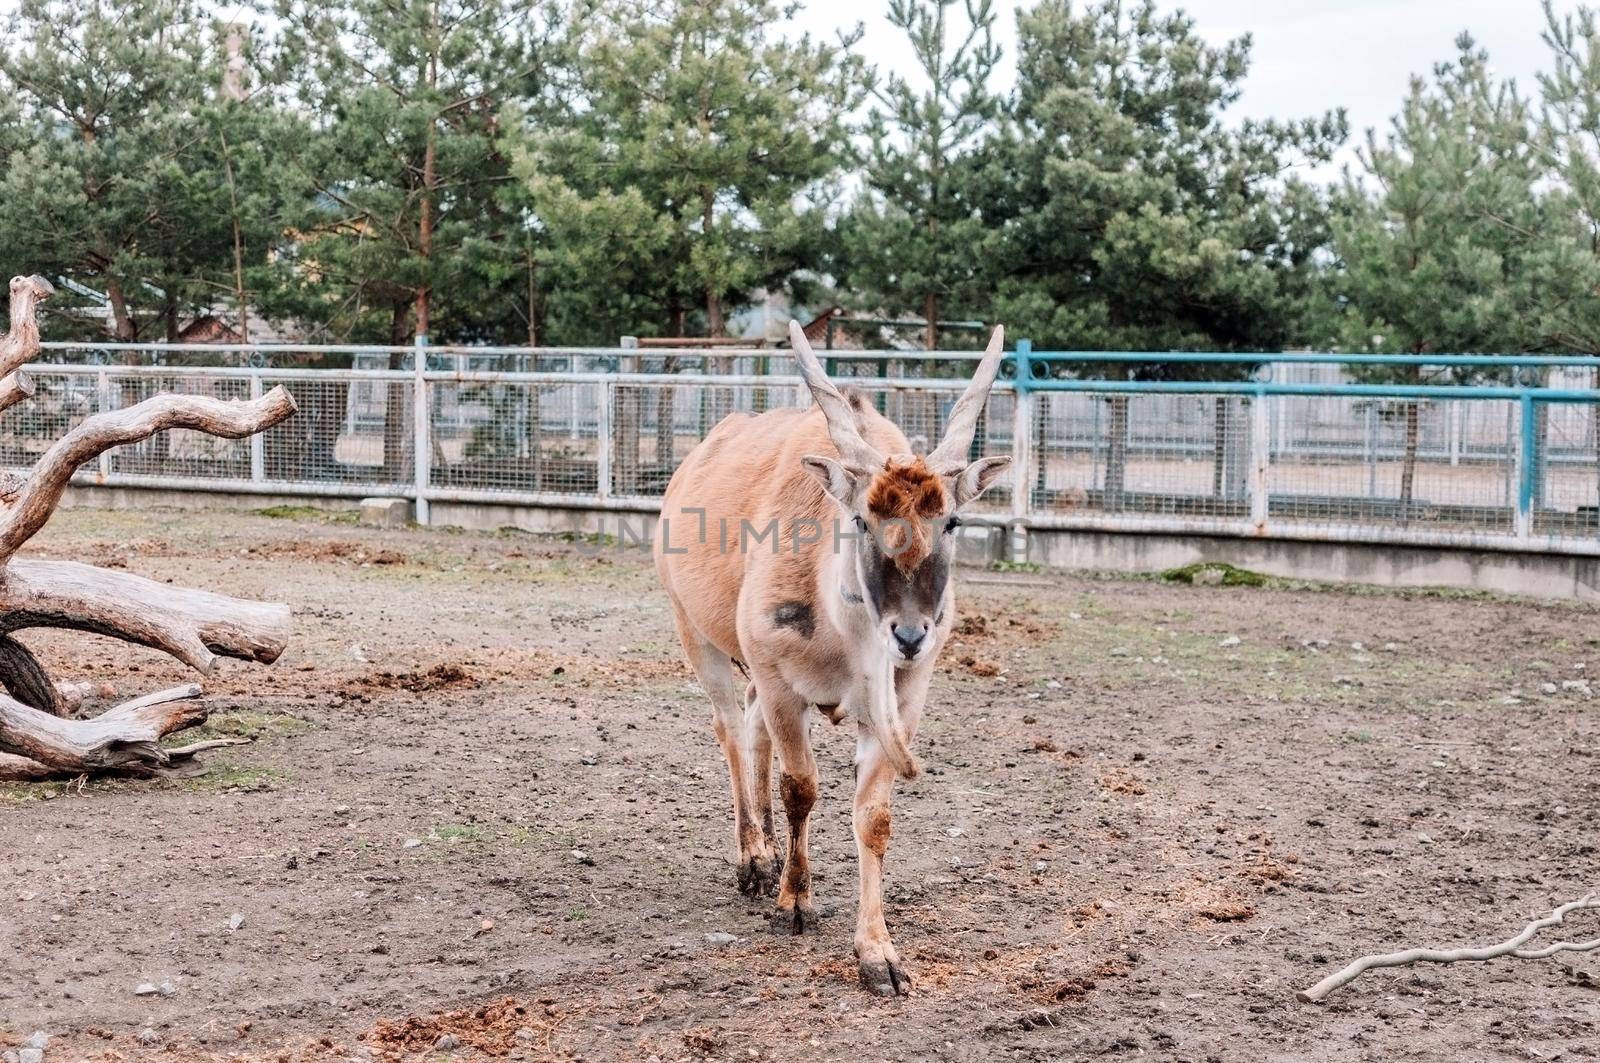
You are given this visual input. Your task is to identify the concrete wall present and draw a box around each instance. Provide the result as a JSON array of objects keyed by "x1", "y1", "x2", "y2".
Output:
[
  {"x1": 53, "y1": 485, "x2": 1600, "y2": 601},
  {"x1": 1026, "y1": 528, "x2": 1600, "y2": 602}
]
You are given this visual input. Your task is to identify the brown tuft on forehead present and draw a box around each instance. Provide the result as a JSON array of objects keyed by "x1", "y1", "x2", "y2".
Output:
[{"x1": 865, "y1": 458, "x2": 948, "y2": 571}]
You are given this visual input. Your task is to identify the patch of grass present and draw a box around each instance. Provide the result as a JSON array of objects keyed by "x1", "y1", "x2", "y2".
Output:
[
  {"x1": 560, "y1": 530, "x2": 618, "y2": 549},
  {"x1": 990, "y1": 560, "x2": 1045, "y2": 574},
  {"x1": 1160, "y1": 562, "x2": 1267, "y2": 587},
  {"x1": 1340, "y1": 729, "x2": 1377, "y2": 744},
  {"x1": 180, "y1": 761, "x2": 284, "y2": 793},
  {"x1": 566, "y1": 906, "x2": 589, "y2": 921},
  {"x1": 432, "y1": 823, "x2": 489, "y2": 844},
  {"x1": 254, "y1": 504, "x2": 360, "y2": 524},
  {"x1": 168, "y1": 710, "x2": 313, "y2": 746},
  {"x1": 0, "y1": 781, "x2": 68, "y2": 804}
]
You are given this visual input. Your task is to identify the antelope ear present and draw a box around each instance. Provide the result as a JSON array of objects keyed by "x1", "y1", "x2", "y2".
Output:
[
  {"x1": 801, "y1": 454, "x2": 867, "y2": 508},
  {"x1": 949, "y1": 455, "x2": 1012, "y2": 508}
]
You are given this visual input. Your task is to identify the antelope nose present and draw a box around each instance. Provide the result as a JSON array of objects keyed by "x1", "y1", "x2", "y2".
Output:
[{"x1": 892, "y1": 623, "x2": 928, "y2": 658}]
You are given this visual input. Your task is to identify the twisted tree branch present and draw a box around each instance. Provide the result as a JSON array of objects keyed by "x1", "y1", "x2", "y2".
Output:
[
  {"x1": 0, "y1": 273, "x2": 297, "y2": 782},
  {"x1": 1299, "y1": 892, "x2": 1600, "y2": 1002},
  {"x1": 0, "y1": 386, "x2": 298, "y2": 563}
]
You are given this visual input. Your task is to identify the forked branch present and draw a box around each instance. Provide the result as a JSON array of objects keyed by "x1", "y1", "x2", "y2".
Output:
[
  {"x1": 0, "y1": 683, "x2": 207, "y2": 775},
  {"x1": 0, "y1": 386, "x2": 298, "y2": 562},
  {"x1": 1298, "y1": 892, "x2": 1600, "y2": 1002}
]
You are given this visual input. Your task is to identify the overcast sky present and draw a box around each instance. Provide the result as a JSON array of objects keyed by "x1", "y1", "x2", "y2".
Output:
[{"x1": 795, "y1": 0, "x2": 1585, "y2": 178}]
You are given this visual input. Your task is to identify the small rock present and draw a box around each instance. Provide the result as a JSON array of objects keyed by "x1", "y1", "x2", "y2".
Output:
[
  {"x1": 571, "y1": 849, "x2": 595, "y2": 866},
  {"x1": 228, "y1": 912, "x2": 245, "y2": 932},
  {"x1": 3, "y1": 1050, "x2": 17, "y2": 1063},
  {"x1": 18, "y1": 1050, "x2": 40, "y2": 1063},
  {"x1": 133, "y1": 982, "x2": 160, "y2": 997},
  {"x1": 1109, "y1": 647, "x2": 1130, "y2": 658},
  {"x1": 403, "y1": 838, "x2": 423, "y2": 849},
  {"x1": 1417, "y1": 833, "x2": 1434, "y2": 845},
  {"x1": 137, "y1": 1030, "x2": 160, "y2": 1046},
  {"x1": 515, "y1": 1028, "x2": 537, "y2": 1044},
  {"x1": 580, "y1": 752, "x2": 599, "y2": 766},
  {"x1": 1219, "y1": 635, "x2": 1241, "y2": 648},
  {"x1": 1541, "y1": 682, "x2": 1559, "y2": 695},
  {"x1": 434, "y1": 1033, "x2": 459, "y2": 1051},
  {"x1": 22, "y1": 1034, "x2": 47, "y2": 1052},
  {"x1": 705, "y1": 932, "x2": 737, "y2": 946},
  {"x1": 946, "y1": 827, "x2": 965, "y2": 838},
  {"x1": 1191, "y1": 567, "x2": 1225, "y2": 587}
]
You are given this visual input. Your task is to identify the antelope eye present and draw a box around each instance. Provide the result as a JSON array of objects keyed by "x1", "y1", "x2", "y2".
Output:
[{"x1": 944, "y1": 515, "x2": 963, "y2": 533}]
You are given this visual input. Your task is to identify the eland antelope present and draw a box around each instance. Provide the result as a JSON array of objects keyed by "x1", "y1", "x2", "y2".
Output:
[{"x1": 652, "y1": 320, "x2": 1010, "y2": 996}]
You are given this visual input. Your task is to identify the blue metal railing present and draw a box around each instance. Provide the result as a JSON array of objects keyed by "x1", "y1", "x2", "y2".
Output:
[{"x1": 1005, "y1": 344, "x2": 1599, "y2": 549}]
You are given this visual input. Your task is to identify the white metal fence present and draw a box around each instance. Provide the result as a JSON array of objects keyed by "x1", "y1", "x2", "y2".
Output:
[{"x1": 10, "y1": 345, "x2": 1600, "y2": 556}]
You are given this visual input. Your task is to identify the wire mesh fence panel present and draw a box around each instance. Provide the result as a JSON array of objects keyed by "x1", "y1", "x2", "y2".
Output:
[
  {"x1": 1267, "y1": 395, "x2": 1519, "y2": 533},
  {"x1": 608, "y1": 379, "x2": 808, "y2": 500},
  {"x1": 100, "y1": 371, "x2": 255, "y2": 480},
  {"x1": 1536, "y1": 399, "x2": 1600, "y2": 538},
  {"x1": 429, "y1": 378, "x2": 604, "y2": 497},
  {"x1": 262, "y1": 373, "x2": 413, "y2": 491},
  {"x1": 0, "y1": 370, "x2": 98, "y2": 472},
  {"x1": 1032, "y1": 391, "x2": 1252, "y2": 522}
]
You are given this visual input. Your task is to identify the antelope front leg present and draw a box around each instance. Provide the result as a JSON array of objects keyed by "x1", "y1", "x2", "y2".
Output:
[
  {"x1": 853, "y1": 735, "x2": 909, "y2": 995},
  {"x1": 758, "y1": 681, "x2": 819, "y2": 934},
  {"x1": 853, "y1": 663, "x2": 929, "y2": 996}
]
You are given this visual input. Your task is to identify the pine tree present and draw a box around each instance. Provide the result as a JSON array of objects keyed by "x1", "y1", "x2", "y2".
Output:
[
  {"x1": 975, "y1": 0, "x2": 1342, "y2": 508},
  {"x1": 272, "y1": 0, "x2": 560, "y2": 345},
  {"x1": 0, "y1": 0, "x2": 287, "y2": 341},
  {"x1": 841, "y1": 0, "x2": 999, "y2": 349},
  {"x1": 514, "y1": 0, "x2": 865, "y2": 341},
  {"x1": 1330, "y1": 35, "x2": 1546, "y2": 518},
  {"x1": 976, "y1": 0, "x2": 1344, "y2": 355}
]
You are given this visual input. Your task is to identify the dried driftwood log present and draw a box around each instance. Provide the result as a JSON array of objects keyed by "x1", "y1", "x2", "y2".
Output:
[{"x1": 0, "y1": 275, "x2": 297, "y2": 780}]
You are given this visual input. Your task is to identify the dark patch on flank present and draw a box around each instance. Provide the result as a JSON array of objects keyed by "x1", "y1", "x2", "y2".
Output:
[
  {"x1": 840, "y1": 586, "x2": 864, "y2": 605},
  {"x1": 772, "y1": 600, "x2": 815, "y2": 639}
]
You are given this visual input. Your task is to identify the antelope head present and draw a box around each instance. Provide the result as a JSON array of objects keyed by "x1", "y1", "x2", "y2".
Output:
[{"x1": 789, "y1": 320, "x2": 1011, "y2": 666}]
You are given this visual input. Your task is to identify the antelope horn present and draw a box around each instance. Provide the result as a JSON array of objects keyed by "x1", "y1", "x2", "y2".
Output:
[
  {"x1": 788, "y1": 319, "x2": 884, "y2": 470},
  {"x1": 927, "y1": 324, "x2": 1006, "y2": 471}
]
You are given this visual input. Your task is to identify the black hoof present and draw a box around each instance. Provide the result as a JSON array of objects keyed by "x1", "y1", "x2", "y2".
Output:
[
  {"x1": 859, "y1": 959, "x2": 912, "y2": 997},
  {"x1": 736, "y1": 854, "x2": 781, "y2": 898},
  {"x1": 768, "y1": 902, "x2": 818, "y2": 935}
]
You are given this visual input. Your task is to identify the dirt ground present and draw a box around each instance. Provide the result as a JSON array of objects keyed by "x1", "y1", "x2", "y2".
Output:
[{"x1": 1, "y1": 506, "x2": 1598, "y2": 1062}]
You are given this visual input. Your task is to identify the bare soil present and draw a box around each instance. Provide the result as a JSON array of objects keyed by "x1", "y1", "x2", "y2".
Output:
[{"x1": 1, "y1": 507, "x2": 1598, "y2": 1062}]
